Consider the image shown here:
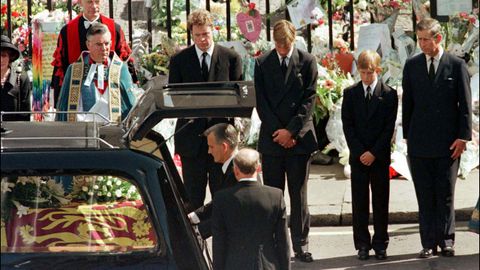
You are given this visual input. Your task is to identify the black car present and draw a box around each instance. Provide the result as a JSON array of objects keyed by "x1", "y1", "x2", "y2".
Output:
[{"x1": 0, "y1": 81, "x2": 255, "y2": 270}]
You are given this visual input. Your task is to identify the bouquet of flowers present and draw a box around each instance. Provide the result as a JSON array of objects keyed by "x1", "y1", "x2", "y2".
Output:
[
  {"x1": 1, "y1": 176, "x2": 70, "y2": 220},
  {"x1": 444, "y1": 11, "x2": 478, "y2": 46},
  {"x1": 315, "y1": 64, "x2": 354, "y2": 121},
  {"x1": 366, "y1": 0, "x2": 411, "y2": 23},
  {"x1": 138, "y1": 33, "x2": 178, "y2": 84},
  {"x1": 0, "y1": 0, "x2": 44, "y2": 31},
  {"x1": 70, "y1": 175, "x2": 141, "y2": 203}
]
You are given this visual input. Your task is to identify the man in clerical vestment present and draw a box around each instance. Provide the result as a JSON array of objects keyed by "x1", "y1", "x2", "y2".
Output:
[{"x1": 57, "y1": 23, "x2": 135, "y2": 123}]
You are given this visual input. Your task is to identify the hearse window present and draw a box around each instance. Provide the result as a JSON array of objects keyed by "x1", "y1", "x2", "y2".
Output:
[{"x1": 1, "y1": 175, "x2": 157, "y2": 253}]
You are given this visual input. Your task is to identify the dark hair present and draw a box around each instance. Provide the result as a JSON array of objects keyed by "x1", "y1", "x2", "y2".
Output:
[
  {"x1": 204, "y1": 123, "x2": 238, "y2": 149},
  {"x1": 86, "y1": 22, "x2": 110, "y2": 41}
]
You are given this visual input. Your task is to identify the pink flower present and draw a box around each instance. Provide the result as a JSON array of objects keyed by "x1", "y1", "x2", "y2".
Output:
[
  {"x1": 459, "y1": 12, "x2": 469, "y2": 18},
  {"x1": 324, "y1": 79, "x2": 335, "y2": 89},
  {"x1": 333, "y1": 11, "x2": 343, "y2": 21}
]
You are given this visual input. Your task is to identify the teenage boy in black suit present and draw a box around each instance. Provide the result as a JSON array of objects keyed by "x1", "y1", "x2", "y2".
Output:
[
  {"x1": 342, "y1": 50, "x2": 398, "y2": 260},
  {"x1": 168, "y1": 9, "x2": 242, "y2": 210},
  {"x1": 254, "y1": 19, "x2": 318, "y2": 263}
]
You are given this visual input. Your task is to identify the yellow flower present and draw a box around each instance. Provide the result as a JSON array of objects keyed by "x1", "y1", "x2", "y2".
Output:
[
  {"x1": 133, "y1": 238, "x2": 154, "y2": 247},
  {"x1": 132, "y1": 220, "x2": 150, "y2": 237}
]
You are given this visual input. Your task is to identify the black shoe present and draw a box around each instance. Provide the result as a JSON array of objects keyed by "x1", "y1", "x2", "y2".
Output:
[
  {"x1": 295, "y1": 251, "x2": 313, "y2": 263},
  {"x1": 441, "y1": 247, "x2": 455, "y2": 257},
  {"x1": 374, "y1": 249, "x2": 387, "y2": 260},
  {"x1": 311, "y1": 152, "x2": 334, "y2": 165},
  {"x1": 418, "y1": 248, "x2": 435, "y2": 258},
  {"x1": 357, "y1": 248, "x2": 370, "y2": 260}
]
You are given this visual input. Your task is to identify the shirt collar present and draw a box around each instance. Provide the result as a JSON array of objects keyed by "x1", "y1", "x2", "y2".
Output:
[
  {"x1": 83, "y1": 14, "x2": 100, "y2": 23},
  {"x1": 239, "y1": 177, "x2": 257, "y2": 182},
  {"x1": 362, "y1": 77, "x2": 378, "y2": 93},
  {"x1": 195, "y1": 44, "x2": 214, "y2": 59},
  {"x1": 222, "y1": 152, "x2": 236, "y2": 174},
  {"x1": 426, "y1": 46, "x2": 444, "y2": 62},
  {"x1": 277, "y1": 46, "x2": 294, "y2": 63}
]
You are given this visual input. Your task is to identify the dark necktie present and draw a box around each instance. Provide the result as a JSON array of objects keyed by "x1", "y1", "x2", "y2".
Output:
[
  {"x1": 281, "y1": 57, "x2": 287, "y2": 77},
  {"x1": 366, "y1": 86, "x2": 372, "y2": 102},
  {"x1": 201, "y1": 52, "x2": 209, "y2": 81},
  {"x1": 428, "y1": 57, "x2": 435, "y2": 81}
]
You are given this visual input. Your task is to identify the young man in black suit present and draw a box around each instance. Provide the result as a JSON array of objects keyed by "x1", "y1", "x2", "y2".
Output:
[
  {"x1": 402, "y1": 18, "x2": 472, "y2": 258},
  {"x1": 342, "y1": 50, "x2": 398, "y2": 260},
  {"x1": 187, "y1": 123, "x2": 239, "y2": 239},
  {"x1": 212, "y1": 148, "x2": 290, "y2": 270},
  {"x1": 168, "y1": 9, "x2": 243, "y2": 210},
  {"x1": 254, "y1": 19, "x2": 318, "y2": 263}
]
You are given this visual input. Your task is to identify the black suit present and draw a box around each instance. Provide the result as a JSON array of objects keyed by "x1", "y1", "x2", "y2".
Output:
[
  {"x1": 342, "y1": 80, "x2": 398, "y2": 251},
  {"x1": 168, "y1": 44, "x2": 242, "y2": 209},
  {"x1": 402, "y1": 51, "x2": 472, "y2": 249},
  {"x1": 212, "y1": 181, "x2": 290, "y2": 270},
  {"x1": 194, "y1": 161, "x2": 237, "y2": 238},
  {"x1": 254, "y1": 48, "x2": 318, "y2": 253}
]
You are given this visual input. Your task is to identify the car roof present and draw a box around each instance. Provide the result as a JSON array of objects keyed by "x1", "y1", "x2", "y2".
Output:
[
  {"x1": 124, "y1": 81, "x2": 255, "y2": 141},
  {"x1": 1, "y1": 122, "x2": 126, "y2": 151},
  {"x1": 1, "y1": 81, "x2": 256, "y2": 151}
]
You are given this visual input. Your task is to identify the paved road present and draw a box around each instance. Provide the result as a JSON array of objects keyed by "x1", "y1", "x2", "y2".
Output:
[{"x1": 291, "y1": 222, "x2": 479, "y2": 270}]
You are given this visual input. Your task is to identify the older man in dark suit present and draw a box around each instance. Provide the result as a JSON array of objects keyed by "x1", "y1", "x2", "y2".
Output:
[
  {"x1": 254, "y1": 19, "x2": 318, "y2": 262},
  {"x1": 168, "y1": 9, "x2": 242, "y2": 210},
  {"x1": 187, "y1": 123, "x2": 239, "y2": 239},
  {"x1": 403, "y1": 18, "x2": 472, "y2": 258},
  {"x1": 212, "y1": 148, "x2": 290, "y2": 270}
]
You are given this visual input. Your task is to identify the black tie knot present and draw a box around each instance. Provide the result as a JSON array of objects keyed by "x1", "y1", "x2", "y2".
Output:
[
  {"x1": 366, "y1": 86, "x2": 372, "y2": 101},
  {"x1": 201, "y1": 52, "x2": 209, "y2": 81}
]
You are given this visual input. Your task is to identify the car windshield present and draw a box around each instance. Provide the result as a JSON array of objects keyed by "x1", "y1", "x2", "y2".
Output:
[{"x1": 1, "y1": 174, "x2": 159, "y2": 254}]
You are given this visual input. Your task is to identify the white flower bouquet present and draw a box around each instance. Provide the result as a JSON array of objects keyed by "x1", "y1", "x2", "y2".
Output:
[{"x1": 70, "y1": 175, "x2": 141, "y2": 203}]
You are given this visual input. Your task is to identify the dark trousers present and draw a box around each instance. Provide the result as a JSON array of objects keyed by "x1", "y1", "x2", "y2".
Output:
[
  {"x1": 350, "y1": 162, "x2": 390, "y2": 251},
  {"x1": 409, "y1": 156, "x2": 458, "y2": 249},
  {"x1": 181, "y1": 153, "x2": 223, "y2": 209},
  {"x1": 262, "y1": 154, "x2": 311, "y2": 253}
]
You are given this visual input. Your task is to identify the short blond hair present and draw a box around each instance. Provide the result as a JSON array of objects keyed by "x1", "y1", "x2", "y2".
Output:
[
  {"x1": 187, "y1": 9, "x2": 213, "y2": 31},
  {"x1": 357, "y1": 50, "x2": 382, "y2": 71},
  {"x1": 273, "y1": 20, "x2": 296, "y2": 45}
]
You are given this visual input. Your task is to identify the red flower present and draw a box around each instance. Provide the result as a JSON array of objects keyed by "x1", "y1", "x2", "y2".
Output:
[
  {"x1": 248, "y1": 3, "x2": 256, "y2": 10},
  {"x1": 469, "y1": 17, "x2": 476, "y2": 24},
  {"x1": 12, "y1": 11, "x2": 19, "y2": 17},
  {"x1": 389, "y1": 166, "x2": 399, "y2": 179},
  {"x1": 317, "y1": 18, "x2": 325, "y2": 25},
  {"x1": 253, "y1": 50, "x2": 262, "y2": 57},
  {"x1": 214, "y1": 25, "x2": 221, "y2": 31},
  {"x1": 1, "y1": 4, "x2": 7, "y2": 15},
  {"x1": 389, "y1": 1, "x2": 400, "y2": 9}
]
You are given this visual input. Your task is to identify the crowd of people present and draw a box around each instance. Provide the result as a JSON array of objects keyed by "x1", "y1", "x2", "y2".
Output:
[{"x1": 0, "y1": 0, "x2": 477, "y2": 268}]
